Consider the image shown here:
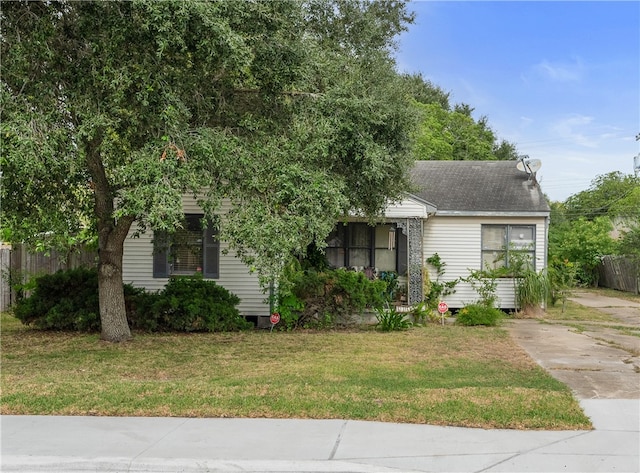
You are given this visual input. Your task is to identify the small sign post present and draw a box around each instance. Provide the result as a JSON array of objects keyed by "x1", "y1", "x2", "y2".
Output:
[
  {"x1": 269, "y1": 312, "x2": 281, "y2": 332},
  {"x1": 437, "y1": 301, "x2": 448, "y2": 326}
]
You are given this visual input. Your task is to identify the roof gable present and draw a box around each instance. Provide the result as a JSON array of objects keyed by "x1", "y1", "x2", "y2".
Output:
[{"x1": 411, "y1": 161, "x2": 550, "y2": 215}]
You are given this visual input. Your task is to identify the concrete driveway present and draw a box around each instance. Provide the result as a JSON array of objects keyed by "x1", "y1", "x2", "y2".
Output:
[{"x1": 506, "y1": 291, "x2": 640, "y2": 400}]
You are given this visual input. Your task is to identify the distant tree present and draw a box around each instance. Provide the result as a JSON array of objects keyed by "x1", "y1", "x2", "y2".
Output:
[
  {"x1": 412, "y1": 101, "x2": 516, "y2": 161},
  {"x1": 402, "y1": 73, "x2": 450, "y2": 109},
  {"x1": 549, "y1": 216, "x2": 615, "y2": 285},
  {"x1": 1, "y1": 0, "x2": 417, "y2": 341},
  {"x1": 493, "y1": 139, "x2": 520, "y2": 161},
  {"x1": 616, "y1": 224, "x2": 640, "y2": 261},
  {"x1": 564, "y1": 172, "x2": 640, "y2": 220}
]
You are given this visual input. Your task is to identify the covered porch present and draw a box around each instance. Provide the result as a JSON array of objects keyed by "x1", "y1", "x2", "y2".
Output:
[{"x1": 324, "y1": 195, "x2": 435, "y2": 307}]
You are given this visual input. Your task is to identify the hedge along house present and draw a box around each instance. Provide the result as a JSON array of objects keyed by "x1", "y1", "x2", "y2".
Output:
[
  {"x1": 121, "y1": 159, "x2": 550, "y2": 321},
  {"x1": 412, "y1": 160, "x2": 551, "y2": 310}
]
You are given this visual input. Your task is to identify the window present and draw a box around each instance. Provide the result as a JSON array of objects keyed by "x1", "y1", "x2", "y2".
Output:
[
  {"x1": 153, "y1": 214, "x2": 219, "y2": 278},
  {"x1": 326, "y1": 223, "x2": 407, "y2": 275},
  {"x1": 481, "y1": 224, "x2": 535, "y2": 272}
]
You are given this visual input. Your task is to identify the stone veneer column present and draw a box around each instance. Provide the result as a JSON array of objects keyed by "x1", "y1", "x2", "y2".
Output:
[{"x1": 395, "y1": 218, "x2": 423, "y2": 305}]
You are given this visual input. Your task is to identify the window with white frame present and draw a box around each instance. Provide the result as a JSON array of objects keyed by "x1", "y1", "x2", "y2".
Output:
[
  {"x1": 153, "y1": 214, "x2": 219, "y2": 278},
  {"x1": 481, "y1": 224, "x2": 535, "y2": 272}
]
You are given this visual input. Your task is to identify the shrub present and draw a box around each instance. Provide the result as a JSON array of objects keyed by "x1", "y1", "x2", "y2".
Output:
[
  {"x1": 331, "y1": 269, "x2": 387, "y2": 315},
  {"x1": 13, "y1": 267, "x2": 139, "y2": 332},
  {"x1": 275, "y1": 268, "x2": 388, "y2": 329},
  {"x1": 131, "y1": 276, "x2": 251, "y2": 332},
  {"x1": 424, "y1": 253, "x2": 459, "y2": 309},
  {"x1": 463, "y1": 269, "x2": 499, "y2": 309},
  {"x1": 456, "y1": 303, "x2": 504, "y2": 326},
  {"x1": 378, "y1": 271, "x2": 399, "y2": 301},
  {"x1": 410, "y1": 301, "x2": 445, "y2": 324},
  {"x1": 274, "y1": 292, "x2": 305, "y2": 330},
  {"x1": 547, "y1": 258, "x2": 577, "y2": 308}
]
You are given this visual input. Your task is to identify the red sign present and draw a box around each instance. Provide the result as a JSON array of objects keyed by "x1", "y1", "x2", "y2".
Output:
[
  {"x1": 437, "y1": 301, "x2": 448, "y2": 314},
  {"x1": 270, "y1": 312, "x2": 281, "y2": 325}
]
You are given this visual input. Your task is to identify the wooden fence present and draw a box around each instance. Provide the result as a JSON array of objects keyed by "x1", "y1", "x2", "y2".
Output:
[
  {"x1": 0, "y1": 244, "x2": 97, "y2": 312},
  {"x1": 598, "y1": 255, "x2": 640, "y2": 295}
]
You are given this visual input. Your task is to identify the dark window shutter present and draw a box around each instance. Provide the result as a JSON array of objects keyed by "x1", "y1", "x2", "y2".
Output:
[
  {"x1": 153, "y1": 231, "x2": 170, "y2": 278},
  {"x1": 203, "y1": 225, "x2": 219, "y2": 279}
]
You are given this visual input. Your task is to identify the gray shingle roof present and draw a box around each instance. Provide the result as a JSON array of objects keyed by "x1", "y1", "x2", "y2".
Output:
[{"x1": 410, "y1": 161, "x2": 550, "y2": 214}]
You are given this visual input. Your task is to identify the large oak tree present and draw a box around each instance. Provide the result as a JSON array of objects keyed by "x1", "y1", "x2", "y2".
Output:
[{"x1": 1, "y1": 1, "x2": 417, "y2": 341}]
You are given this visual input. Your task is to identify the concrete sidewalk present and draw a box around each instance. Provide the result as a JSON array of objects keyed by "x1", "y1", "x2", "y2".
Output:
[{"x1": 2, "y1": 399, "x2": 638, "y2": 473}]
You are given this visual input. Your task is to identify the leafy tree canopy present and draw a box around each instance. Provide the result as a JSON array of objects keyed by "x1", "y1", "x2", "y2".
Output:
[
  {"x1": 1, "y1": 0, "x2": 417, "y2": 341},
  {"x1": 411, "y1": 99, "x2": 519, "y2": 161},
  {"x1": 564, "y1": 171, "x2": 640, "y2": 220},
  {"x1": 549, "y1": 171, "x2": 640, "y2": 284},
  {"x1": 548, "y1": 216, "x2": 615, "y2": 285}
]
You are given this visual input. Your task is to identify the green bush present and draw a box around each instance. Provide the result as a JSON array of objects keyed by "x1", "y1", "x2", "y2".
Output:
[
  {"x1": 456, "y1": 304, "x2": 504, "y2": 326},
  {"x1": 424, "y1": 253, "x2": 459, "y2": 309},
  {"x1": 131, "y1": 276, "x2": 251, "y2": 332},
  {"x1": 13, "y1": 269, "x2": 248, "y2": 333},
  {"x1": 275, "y1": 268, "x2": 388, "y2": 329},
  {"x1": 13, "y1": 267, "x2": 140, "y2": 332},
  {"x1": 410, "y1": 301, "x2": 445, "y2": 324},
  {"x1": 274, "y1": 292, "x2": 305, "y2": 330}
]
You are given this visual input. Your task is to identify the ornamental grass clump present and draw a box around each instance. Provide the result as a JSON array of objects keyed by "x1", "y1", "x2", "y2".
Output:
[
  {"x1": 516, "y1": 270, "x2": 551, "y2": 317},
  {"x1": 375, "y1": 305, "x2": 412, "y2": 331}
]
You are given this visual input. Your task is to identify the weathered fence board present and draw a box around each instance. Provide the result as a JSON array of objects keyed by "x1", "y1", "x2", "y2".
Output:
[
  {"x1": 0, "y1": 246, "x2": 11, "y2": 312},
  {"x1": 598, "y1": 255, "x2": 639, "y2": 294},
  {"x1": 0, "y1": 244, "x2": 97, "y2": 311}
]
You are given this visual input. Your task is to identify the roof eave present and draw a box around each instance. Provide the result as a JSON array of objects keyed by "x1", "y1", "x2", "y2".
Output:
[{"x1": 434, "y1": 210, "x2": 551, "y2": 218}]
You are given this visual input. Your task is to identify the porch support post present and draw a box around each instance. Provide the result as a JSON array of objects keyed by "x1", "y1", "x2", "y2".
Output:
[{"x1": 396, "y1": 218, "x2": 424, "y2": 305}]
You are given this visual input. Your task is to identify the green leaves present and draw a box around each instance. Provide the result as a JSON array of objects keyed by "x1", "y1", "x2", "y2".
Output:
[
  {"x1": 549, "y1": 171, "x2": 640, "y2": 284},
  {"x1": 1, "y1": 0, "x2": 417, "y2": 290},
  {"x1": 412, "y1": 101, "x2": 513, "y2": 161},
  {"x1": 550, "y1": 216, "x2": 615, "y2": 285}
]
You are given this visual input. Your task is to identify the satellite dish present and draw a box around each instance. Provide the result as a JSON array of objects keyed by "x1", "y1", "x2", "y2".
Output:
[{"x1": 516, "y1": 158, "x2": 542, "y2": 174}]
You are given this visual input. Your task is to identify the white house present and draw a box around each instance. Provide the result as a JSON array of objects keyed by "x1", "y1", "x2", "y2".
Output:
[
  {"x1": 412, "y1": 160, "x2": 550, "y2": 309},
  {"x1": 121, "y1": 160, "x2": 550, "y2": 321}
]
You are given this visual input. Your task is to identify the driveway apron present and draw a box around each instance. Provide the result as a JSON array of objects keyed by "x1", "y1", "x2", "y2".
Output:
[{"x1": 506, "y1": 292, "x2": 640, "y2": 400}]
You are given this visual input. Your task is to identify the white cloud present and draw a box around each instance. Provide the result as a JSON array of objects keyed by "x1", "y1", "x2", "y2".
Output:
[
  {"x1": 552, "y1": 115, "x2": 598, "y2": 148},
  {"x1": 519, "y1": 116, "x2": 534, "y2": 127},
  {"x1": 531, "y1": 57, "x2": 585, "y2": 82}
]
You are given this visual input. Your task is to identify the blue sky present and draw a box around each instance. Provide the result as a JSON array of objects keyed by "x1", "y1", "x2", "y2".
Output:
[{"x1": 395, "y1": 1, "x2": 640, "y2": 202}]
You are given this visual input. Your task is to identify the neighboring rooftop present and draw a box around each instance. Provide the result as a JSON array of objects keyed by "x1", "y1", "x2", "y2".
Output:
[{"x1": 410, "y1": 160, "x2": 551, "y2": 215}]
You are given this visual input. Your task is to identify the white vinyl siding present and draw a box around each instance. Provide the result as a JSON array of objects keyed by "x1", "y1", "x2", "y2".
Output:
[
  {"x1": 383, "y1": 196, "x2": 434, "y2": 218},
  {"x1": 423, "y1": 216, "x2": 547, "y2": 309},
  {"x1": 122, "y1": 196, "x2": 269, "y2": 317}
]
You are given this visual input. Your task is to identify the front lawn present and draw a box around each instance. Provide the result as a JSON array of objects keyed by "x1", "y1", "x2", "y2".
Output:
[{"x1": 0, "y1": 313, "x2": 590, "y2": 430}]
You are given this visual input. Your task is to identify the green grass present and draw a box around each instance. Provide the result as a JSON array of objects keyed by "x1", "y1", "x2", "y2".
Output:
[
  {"x1": 544, "y1": 299, "x2": 619, "y2": 322},
  {"x1": 543, "y1": 288, "x2": 640, "y2": 348},
  {"x1": 0, "y1": 312, "x2": 590, "y2": 430},
  {"x1": 580, "y1": 287, "x2": 640, "y2": 303}
]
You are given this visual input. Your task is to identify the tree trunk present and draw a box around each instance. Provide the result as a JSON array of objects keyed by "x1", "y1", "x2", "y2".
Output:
[
  {"x1": 85, "y1": 134, "x2": 134, "y2": 342},
  {"x1": 98, "y1": 238, "x2": 132, "y2": 342}
]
